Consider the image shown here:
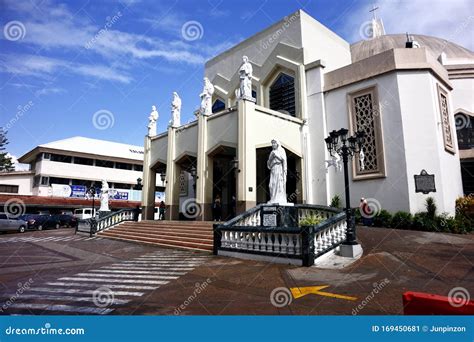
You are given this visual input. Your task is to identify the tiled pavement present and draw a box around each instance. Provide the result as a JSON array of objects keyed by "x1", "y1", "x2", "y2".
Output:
[{"x1": 0, "y1": 227, "x2": 473, "y2": 315}]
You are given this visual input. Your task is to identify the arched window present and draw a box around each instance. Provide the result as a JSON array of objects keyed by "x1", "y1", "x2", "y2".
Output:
[
  {"x1": 269, "y1": 73, "x2": 295, "y2": 116},
  {"x1": 455, "y1": 112, "x2": 473, "y2": 150},
  {"x1": 212, "y1": 99, "x2": 225, "y2": 113}
]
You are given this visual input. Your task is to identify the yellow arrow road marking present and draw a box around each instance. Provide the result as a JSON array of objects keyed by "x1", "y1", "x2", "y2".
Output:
[{"x1": 290, "y1": 286, "x2": 357, "y2": 301}]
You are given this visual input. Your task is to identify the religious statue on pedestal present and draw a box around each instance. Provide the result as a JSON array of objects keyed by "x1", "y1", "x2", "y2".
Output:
[
  {"x1": 148, "y1": 105, "x2": 159, "y2": 136},
  {"x1": 267, "y1": 139, "x2": 287, "y2": 204},
  {"x1": 99, "y1": 180, "x2": 111, "y2": 212},
  {"x1": 199, "y1": 77, "x2": 214, "y2": 116},
  {"x1": 238, "y1": 55, "x2": 253, "y2": 100},
  {"x1": 170, "y1": 92, "x2": 181, "y2": 128}
]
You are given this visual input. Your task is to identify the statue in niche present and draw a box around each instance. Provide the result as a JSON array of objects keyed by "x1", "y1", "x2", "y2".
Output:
[
  {"x1": 170, "y1": 92, "x2": 181, "y2": 127},
  {"x1": 148, "y1": 105, "x2": 159, "y2": 136},
  {"x1": 199, "y1": 77, "x2": 214, "y2": 116},
  {"x1": 267, "y1": 139, "x2": 287, "y2": 204},
  {"x1": 238, "y1": 55, "x2": 253, "y2": 100}
]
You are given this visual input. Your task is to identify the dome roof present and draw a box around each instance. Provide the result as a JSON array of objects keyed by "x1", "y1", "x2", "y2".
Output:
[{"x1": 350, "y1": 34, "x2": 474, "y2": 63}]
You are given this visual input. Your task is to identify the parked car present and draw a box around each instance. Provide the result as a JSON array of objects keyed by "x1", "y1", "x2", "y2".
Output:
[
  {"x1": 19, "y1": 214, "x2": 61, "y2": 230},
  {"x1": 73, "y1": 208, "x2": 97, "y2": 220},
  {"x1": 0, "y1": 213, "x2": 27, "y2": 233},
  {"x1": 53, "y1": 214, "x2": 78, "y2": 228}
]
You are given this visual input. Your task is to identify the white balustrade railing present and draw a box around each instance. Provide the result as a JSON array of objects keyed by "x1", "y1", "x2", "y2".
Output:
[
  {"x1": 234, "y1": 210, "x2": 261, "y2": 226},
  {"x1": 313, "y1": 219, "x2": 347, "y2": 255},
  {"x1": 220, "y1": 230, "x2": 302, "y2": 255}
]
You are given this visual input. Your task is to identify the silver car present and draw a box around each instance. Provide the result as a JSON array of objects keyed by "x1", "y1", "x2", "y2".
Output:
[{"x1": 0, "y1": 212, "x2": 27, "y2": 233}]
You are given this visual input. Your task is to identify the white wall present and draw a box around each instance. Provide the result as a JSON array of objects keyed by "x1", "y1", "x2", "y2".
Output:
[
  {"x1": 300, "y1": 11, "x2": 351, "y2": 72},
  {"x1": 450, "y1": 78, "x2": 474, "y2": 113},
  {"x1": 0, "y1": 173, "x2": 33, "y2": 195},
  {"x1": 323, "y1": 72, "x2": 411, "y2": 213},
  {"x1": 397, "y1": 72, "x2": 463, "y2": 214},
  {"x1": 36, "y1": 160, "x2": 144, "y2": 185}
]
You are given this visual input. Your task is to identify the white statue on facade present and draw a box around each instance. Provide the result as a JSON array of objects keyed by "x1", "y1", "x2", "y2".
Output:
[
  {"x1": 170, "y1": 92, "x2": 181, "y2": 128},
  {"x1": 148, "y1": 105, "x2": 159, "y2": 136},
  {"x1": 325, "y1": 152, "x2": 342, "y2": 173},
  {"x1": 238, "y1": 55, "x2": 253, "y2": 100},
  {"x1": 199, "y1": 77, "x2": 214, "y2": 116},
  {"x1": 267, "y1": 139, "x2": 287, "y2": 204},
  {"x1": 99, "y1": 180, "x2": 111, "y2": 212},
  {"x1": 359, "y1": 149, "x2": 365, "y2": 171}
]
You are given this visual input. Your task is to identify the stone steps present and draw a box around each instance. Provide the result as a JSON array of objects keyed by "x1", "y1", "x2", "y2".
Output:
[{"x1": 98, "y1": 221, "x2": 214, "y2": 252}]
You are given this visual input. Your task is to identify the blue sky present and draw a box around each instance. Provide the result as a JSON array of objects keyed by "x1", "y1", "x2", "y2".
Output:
[{"x1": 1, "y1": 0, "x2": 473, "y2": 167}]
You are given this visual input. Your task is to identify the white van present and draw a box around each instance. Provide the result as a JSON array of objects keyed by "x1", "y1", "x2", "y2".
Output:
[{"x1": 73, "y1": 208, "x2": 97, "y2": 220}]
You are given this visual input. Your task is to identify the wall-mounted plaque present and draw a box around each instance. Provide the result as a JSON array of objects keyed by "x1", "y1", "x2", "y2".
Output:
[
  {"x1": 262, "y1": 213, "x2": 277, "y2": 227},
  {"x1": 414, "y1": 170, "x2": 436, "y2": 194},
  {"x1": 262, "y1": 206, "x2": 279, "y2": 227}
]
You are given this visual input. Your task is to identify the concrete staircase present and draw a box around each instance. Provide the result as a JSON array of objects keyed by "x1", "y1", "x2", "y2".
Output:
[{"x1": 98, "y1": 220, "x2": 214, "y2": 252}]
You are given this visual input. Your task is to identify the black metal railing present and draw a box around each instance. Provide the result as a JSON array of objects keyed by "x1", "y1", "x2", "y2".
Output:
[
  {"x1": 76, "y1": 208, "x2": 138, "y2": 237},
  {"x1": 213, "y1": 204, "x2": 347, "y2": 266}
]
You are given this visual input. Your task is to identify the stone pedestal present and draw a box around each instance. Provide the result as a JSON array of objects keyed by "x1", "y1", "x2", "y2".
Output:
[{"x1": 338, "y1": 243, "x2": 363, "y2": 258}]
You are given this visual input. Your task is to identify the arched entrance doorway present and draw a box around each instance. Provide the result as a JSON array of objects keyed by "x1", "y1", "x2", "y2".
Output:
[{"x1": 208, "y1": 145, "x2": 237, "y2": 221}]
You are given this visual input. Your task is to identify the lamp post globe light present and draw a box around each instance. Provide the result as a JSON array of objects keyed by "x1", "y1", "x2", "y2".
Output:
[{"x1": 325, "y1": 128, "x2": 365, "y2": 257}]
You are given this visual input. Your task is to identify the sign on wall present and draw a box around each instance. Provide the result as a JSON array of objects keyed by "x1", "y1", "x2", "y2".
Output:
[{"x1": 414, "y1": 170, "x2": 436, "y2": 194}]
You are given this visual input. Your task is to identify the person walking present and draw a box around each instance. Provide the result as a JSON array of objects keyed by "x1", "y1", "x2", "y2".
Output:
[
  {"x1": 159, "y1": 201, "x2": 166, "y2": 220},
  {"x1": 213, "y1": 195, "x2": 222, "y2": 221}
]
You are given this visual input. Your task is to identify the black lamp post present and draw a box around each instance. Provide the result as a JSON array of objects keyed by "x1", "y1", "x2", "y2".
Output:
[
  {"x1": 134, "y1": 178, "x2": 143, "y2": 191},
  {"x1": 160, "y1": 172, "x2": 166, "y2": 186},
  {"x1": 86, "y1": 184, "x2": 96, "y2": 215},
  {"x1": 324, "y1": 128, "x2": 365, "y2": 246}
]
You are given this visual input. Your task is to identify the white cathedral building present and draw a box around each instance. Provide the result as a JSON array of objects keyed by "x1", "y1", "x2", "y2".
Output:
[{"x1": 141, "y1": 10, "x2": 473, "y2": 221}]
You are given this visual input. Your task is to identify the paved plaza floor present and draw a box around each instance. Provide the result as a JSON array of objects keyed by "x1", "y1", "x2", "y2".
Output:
[{"x1": 0, "y1": 226, "x2": 472, "y2": 315}]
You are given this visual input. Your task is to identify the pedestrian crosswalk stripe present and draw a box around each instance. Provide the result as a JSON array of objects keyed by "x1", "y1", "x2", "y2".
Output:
[
  {"x1": 8, "y1": 303, "x2": 113, "y2": 315},
  {"x1": 108, "y1": 265, "x2": 194, "y2": 271},
  {"x1": 46, "y1": 282, "x2": 158, "y2": 291},
  {"x1": 0, "y1": 293, "x2": 130, "y2": 305},
  {"x1": 29, "y1": 287, "x2": 144, "y2": 297},
  {"x1": 93, "y1": 269, "x2": 186, "y2": 275},
  {"x1": 108, "y1": 266, "x2": 194, "y2": 271},
  {"x1": 58, "y1": 277, "x2": 169, "y2": 285},
  {"x1": 75, "y1": 273, "x2": 179, "y2": 280}
]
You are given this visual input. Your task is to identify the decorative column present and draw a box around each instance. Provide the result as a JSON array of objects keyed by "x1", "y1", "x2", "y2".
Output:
[
  {"x1": 298, "y1": 64, "x2": 310, "y2": 204},
  {"x1": 305, "y1": 59, "x2": 330, "y2": 204},
  {"x1": 165, "y1": 126, "x2": 179, "y2": 220},
  {"x1": 141, "y1": 135, "x2": 156, "y2": 220},
  {"x1": 196, "y1": 113, "x2": 209, "y2": 220},
  {"x1": 237, "y1": 98, "x2": 257, "y2": 213}
]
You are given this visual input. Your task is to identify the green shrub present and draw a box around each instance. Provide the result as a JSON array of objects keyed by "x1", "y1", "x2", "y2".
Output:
[
  {"x1": 425, "y1": 197, "x2": 437, "y2": 220},
  {"x1": 299, "y1": 214, "x2": 325, "y2": 226},
  {"x1": 330, "y1": 195, "x2": 341, "y2": 208},
  {"x1": 373, "y1": 209, "x2": 392, "y2": 227},
  {"x1": 412, "y1": 212, "x2": 438, "y2": 231},
  {"x1": 391, "y1": 211, "x2": 413, "y2": 229},
  {"x1": 455, "y1": 196, "x2": 474, "y2": 233},
  {"x1": 436, "y1": 213, "x2": 456, "y2": 233},
  {"x1": 354, "y1": 209, "x2": 362, "y2": 224}
]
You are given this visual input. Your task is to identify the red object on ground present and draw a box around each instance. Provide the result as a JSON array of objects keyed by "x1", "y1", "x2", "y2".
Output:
[{"x1": 403, "y1": 291, "x2": 474, "y2": 315}]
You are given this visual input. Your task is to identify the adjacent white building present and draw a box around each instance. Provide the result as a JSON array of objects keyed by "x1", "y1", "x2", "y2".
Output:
[{"x1": 0, "y1": 136, "x2": 164, "y2": 201}]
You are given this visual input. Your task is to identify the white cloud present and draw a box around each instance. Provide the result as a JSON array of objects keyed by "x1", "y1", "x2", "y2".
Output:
[
  {"x1": 0, "y1": 53, "x2": 133, "y2": 84},
  {"x1": 343, "y1": 0, "x2": 474, "y2": 50},
  {"x1": 34, "y1": 87, "x2": 66, "y2": 97}
]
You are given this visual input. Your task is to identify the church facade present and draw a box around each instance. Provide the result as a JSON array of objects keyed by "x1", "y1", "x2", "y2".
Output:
[{"x1": 141, "y1": 10, "x2": 473, "y2": 221}]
